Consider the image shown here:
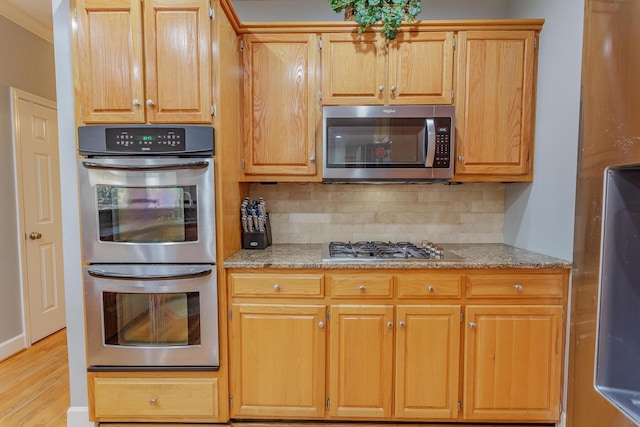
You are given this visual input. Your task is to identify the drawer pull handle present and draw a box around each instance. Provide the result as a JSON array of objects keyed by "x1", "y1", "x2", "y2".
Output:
[
  {"x1": 427, "y1": 285, "x2": 436, "y2": 293},
  {"x1": 514, "y1": 284, "x2": 524, "y2": 292},
  {"x1": 469, "y1": 322, "x2": 477, "y2": 329},
  {"x1": 359, "y1": 285, "x2": 366, "y2": 292},
  {"x1": 319, "y1": 321, "x2": 324, "y2": 328},
  {"x1": 149, "y1": 397, "x2": 158, "y2": 405},
  {"x1": 273, "y1": 284, "x2": 280, "y2": 291},
  {"x1": 399, "y1": 321, "x2": 406, "y2": 327},
  {"x1": 387, "y1": 321, "x2": 393, "y2": 329}
]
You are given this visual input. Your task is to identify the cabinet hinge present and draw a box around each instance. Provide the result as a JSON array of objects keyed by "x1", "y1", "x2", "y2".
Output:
[
  {"x1": 458, "y1": 400, "x2": 461, "y2": 411},
  {"x1": 73, "y1": 7, "x2": 77, "y2": 22},
  {"x1": 79, "y1": 105, "x2": 83, "y2": 119},
  {"x1": 326, "y1": 398, "x2": 330, "y2": 410},
  {"x1": 241, "y1": 159, "x2": 245, "y2": 170},
  {"x1": 228, "y1": 308, "x2": 232, "y2": 321},
  {"x1": 318, "y1": 91, "x2": 322, "y2": 102},
  {"x1": 451, "y1": 89, "x2": 454, "y2": 101},
  {"x1": 460, "y1": 310, "x2": 464, "y2": 323},
  {"x1": 562, "y1": 309, "x2": 566, "y2": 324},
  {"x1": 229, "y1": 394, "x2": 233, "y2": 408},
  {"x1": 319, "y1": 39, "x2": 323, "y2": 50},
  {"x1": 452, "y1": 36, "x2": 456, "y2": 49},
  {"x1": 209, "y1": 6, "x2": 215, "y2": 20},
  {"x1": 240, "y1": 39, "x2": 244, "y2": 52},
  {"x1": 326, "y1": 310, "x2": 331, "y2": 322},
  {"x1": 534, "y1": 35, "x2": 538, "y2": 49},
  {"x1": 211, "y1": 104, "x2": 216, "y2": 117}
]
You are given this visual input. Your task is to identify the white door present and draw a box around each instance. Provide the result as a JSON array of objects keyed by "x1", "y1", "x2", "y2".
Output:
[{"x1": 12, "y1": 88, "x2": 66, "y2": 343}]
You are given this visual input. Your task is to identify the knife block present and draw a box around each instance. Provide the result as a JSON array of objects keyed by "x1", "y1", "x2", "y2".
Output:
[{"x1": 242, "y1": 214, "x2": 272, "y2": 249}]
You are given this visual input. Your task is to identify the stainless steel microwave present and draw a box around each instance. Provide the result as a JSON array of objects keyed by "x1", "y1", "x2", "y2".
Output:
[{"x1": 322, "y1": 105, "x2": 455, "y2": 182}]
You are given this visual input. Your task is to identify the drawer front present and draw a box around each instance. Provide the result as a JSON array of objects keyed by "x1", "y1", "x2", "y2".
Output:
[
  {"x1": 466, "y1": 273, "x2": 564, "y2": 298},
  {"x1": 397, "y1": 273, "x2": 462, "y2": 298},
  {"x1": 329, "y1": 274, "x2": 394, "y2": 297},
  {"x1": 230, "y1": 273, "x2": 323, "y2": 297},
  {"x1": 94, "y1": 377, "x2": 218, "y2": 419}
]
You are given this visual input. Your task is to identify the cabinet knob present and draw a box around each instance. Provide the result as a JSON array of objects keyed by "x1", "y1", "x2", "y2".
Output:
[
  {"x1": 146, "y1": 99, "x2": 155, "y2": 106},
  {"x1": 359, "y1": 285, "x2": 366, "y2": 292},
  {"x1": 132, "y1": 99, "x2": 141, "y2": 106},
  {"x1": 427, "y1": 285, "x2": 435, "y2": 293},
  {"x1": 514, "y1": 284, "x2": 524, "y2": 292},
  {"x1": 399, "y1": 321, "x2": 406, "y2": 327},
  {"x1": 469, "y1": 322, "x2": 477, "y2": 329},
  {"x1": 390, "y1": 85, "x2": 397, "y2": 92},
  {"x1": 318, "y1": 321, "x2": 324, "y2": 328},
  {"x1": 378, "y1": 85, "x2": 385, "y2": 92},
  {"x1": 309, "y1": 156, "x2": 315, "y2": 163},
  {"x1": 458, "y1": 155, "x2": 465, "y2": 163},
  {"x1": 149, "y1": 397, "x2": 158, "y2": 405},
  {"x1": 387, "y1": 321, "x2": 393, "y2": 329},
  {"x1": 273, "y1": 284, "x2": 280, "y2": 291}
]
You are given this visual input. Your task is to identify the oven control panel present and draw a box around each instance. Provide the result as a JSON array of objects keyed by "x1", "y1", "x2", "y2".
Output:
[
  {"x1": 105, "y1": 128, "x2": 186, "y2": 153},
  {"x1": 78, "y1": 125, "x2": 214, "y2": 156}
]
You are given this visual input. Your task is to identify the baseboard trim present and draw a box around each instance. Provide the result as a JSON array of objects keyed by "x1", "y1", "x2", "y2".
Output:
[
  {"x1": 0, "y1": 333, "x2": 26, "y2": 362},
  {"x1": 67, "y1": 406, "x2": 92, "y2": 427}
]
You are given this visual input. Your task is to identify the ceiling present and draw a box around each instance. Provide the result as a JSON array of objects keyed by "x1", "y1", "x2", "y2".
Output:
[{"x1": 0, "y1": 0, "x2": 53, "y2": 42}]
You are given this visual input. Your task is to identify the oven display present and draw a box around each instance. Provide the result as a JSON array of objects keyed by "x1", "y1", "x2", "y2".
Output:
[{"x1": 105, "y1": 128, "x2": 187, "y2": 153}]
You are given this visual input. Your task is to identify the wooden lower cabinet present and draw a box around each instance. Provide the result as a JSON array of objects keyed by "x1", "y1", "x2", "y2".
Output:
[
  {"x1": 89, "y1": 372, "x2": 219, "y2": 422},
  {"x1": 395, "y1": 305, "x2": 462, "y2": 419},
  {"x1": 229, "y1": 303, "x2": 326, "y2": 418},
  {"x1": 328, "y1": 304, "x2": 394, "y2": 418},
  {"x1": 463, "y1": 305, "x2": 563, "y2": 421}
]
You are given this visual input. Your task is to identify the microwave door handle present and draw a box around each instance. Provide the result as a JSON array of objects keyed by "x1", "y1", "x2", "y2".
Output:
[
  {"x1": 425, "y1": 118, "x2": 436, "y2": 167},
  {"x1": 81, "y1": 161, "x2": 209, "y2": 172},
  {"x1": 87, "y1": 268, "x2": 212, "y2": 280}
]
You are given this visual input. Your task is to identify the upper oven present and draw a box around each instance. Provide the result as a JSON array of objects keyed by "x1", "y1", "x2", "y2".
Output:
[{"x1": 77, "y1": 125, "x2": 216, "y2": 264}]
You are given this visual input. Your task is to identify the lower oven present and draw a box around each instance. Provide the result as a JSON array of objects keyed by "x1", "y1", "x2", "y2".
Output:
[{"x1": 84, "y1": 264, "x2": 219, "y2": 368}]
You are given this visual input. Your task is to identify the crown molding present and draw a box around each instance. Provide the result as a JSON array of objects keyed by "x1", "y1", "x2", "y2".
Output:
[{"x1": 0, "y1": 3, "x2": 53, "y2": 44}]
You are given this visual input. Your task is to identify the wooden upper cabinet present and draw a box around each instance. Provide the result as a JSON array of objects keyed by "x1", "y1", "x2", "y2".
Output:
[
  {"x1": 454, "y1": 31, "x2": 537, "y2": 181},
  {"x1": 321, "y1": 31, "x2": 454, "y2": 105},
  {"x1": 242, "y1": 33, "x2": 319, "y2": 178},
  {"x1": 76, "y1": 0, "x2": 212, "y2": 124},
  {"x1": 76, "y1": 0, "x2": 145, "y2": 123}
]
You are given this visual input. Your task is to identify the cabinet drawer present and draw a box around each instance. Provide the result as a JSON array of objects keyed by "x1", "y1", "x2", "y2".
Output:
[
  {"x1": 93, "y1": 377, "x2": 218, "y2": 419},
  {"x1": 328, "y1": 274, "x2": 393, "y2": 298},
  {"x1": 397, "y1": 273, "x2": 462, "y2": 298},
  {"x1": 466, "y1": 273, "x2": 564, "y2": 298},
  {"x1": 230, "y1": 273, "x2": 323, "y2": 297}
]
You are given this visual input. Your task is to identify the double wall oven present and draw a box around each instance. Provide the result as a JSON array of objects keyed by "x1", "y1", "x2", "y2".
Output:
[{"x1": 78, "y1": 125, "x2": 218, "y2": 369}]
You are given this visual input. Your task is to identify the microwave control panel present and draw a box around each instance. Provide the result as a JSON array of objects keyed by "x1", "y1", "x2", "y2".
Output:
[{"x1": 433, "y1": 118, "x2": 452, "y2": 168}]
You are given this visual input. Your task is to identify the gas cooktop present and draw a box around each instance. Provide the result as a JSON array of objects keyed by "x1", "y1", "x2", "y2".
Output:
[{"x1": 323, "y1": 241, "x2": 463, "y2": 262}]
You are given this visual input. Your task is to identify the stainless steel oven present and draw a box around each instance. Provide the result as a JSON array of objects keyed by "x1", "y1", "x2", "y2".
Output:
[
  {"x1": 78, "y1": 125, "x2": 218, "y2": 369},
  {"x1": 84, "y1": 264, "x2": 218, "y2": 367}
]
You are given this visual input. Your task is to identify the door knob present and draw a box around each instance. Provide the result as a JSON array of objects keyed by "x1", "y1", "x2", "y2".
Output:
[{"x1": 29, "y1": 232, "x2": 42, "y2": 240}]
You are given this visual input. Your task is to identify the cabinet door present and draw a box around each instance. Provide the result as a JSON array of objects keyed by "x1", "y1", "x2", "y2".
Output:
[
  {"x1": 321, "y1": 33, "x2": 386, "y2": 105},
  {"x1": 76, "y1": 0, "x2": 145, "y2": 123},
  {"x1": 329, "y1": 304, "x2": 393, "y2": 418},
  {"x1": 388, "y1": 32, "x2": 454, "y2": 105},
  {"x1": 463, "y1": 305, "x2": 563, "y2": 421},
  {"x1": 395, "y1": 305, "x2": 461, "y2": 419},
  {"x1": 455, "y1": 31, "x2": 537, "y2": 180},
  {"x1": 143, "y1": 0, "x2": 212, "y2": 123},
  {"x1": 242, "y1": 34, "x2": 319, "y2": 177},
  {"x1": 229, "y1": 303, "x2": 326, "y2": 418}
]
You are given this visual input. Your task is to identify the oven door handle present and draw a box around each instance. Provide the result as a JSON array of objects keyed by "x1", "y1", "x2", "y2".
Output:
[
  {"x1": 81, "y1": 161, "x2": 210, "y2": 172},
  {"x1": 87, "y1": 267, "x2": 212, "y2": 280}
]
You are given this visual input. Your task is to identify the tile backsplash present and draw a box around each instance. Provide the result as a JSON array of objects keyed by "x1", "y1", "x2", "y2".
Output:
[{"x1": 250, "y1": 182, "x2": 505, "y2": 244}]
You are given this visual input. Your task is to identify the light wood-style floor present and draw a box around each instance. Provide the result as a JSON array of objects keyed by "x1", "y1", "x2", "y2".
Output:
[{"x1": 0, "y1": 329, "x2": 69, "y2": 426}]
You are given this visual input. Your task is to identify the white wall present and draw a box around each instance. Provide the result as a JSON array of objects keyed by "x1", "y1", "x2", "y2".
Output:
[
  {"x1": 503, "y1": 0, "x2": 584, "y2": 261},
  {"x1": 52, "y1": 0, "x2": 90, "y2": 424},
  {"x1": 231, "y1": 0, "x2": 508, "y2": 22}
]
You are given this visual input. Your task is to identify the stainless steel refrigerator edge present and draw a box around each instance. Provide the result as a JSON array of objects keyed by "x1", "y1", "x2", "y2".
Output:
[{"x1": 568, "y1": 1, "x2": 640, "y2": 425}]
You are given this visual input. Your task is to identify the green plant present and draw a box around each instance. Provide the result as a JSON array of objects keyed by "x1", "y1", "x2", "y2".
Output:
[{"x1": 329, "y1": 0, "x2": 422, "y2": 40}]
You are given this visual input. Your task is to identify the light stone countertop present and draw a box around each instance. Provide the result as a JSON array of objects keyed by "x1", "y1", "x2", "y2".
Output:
[{"x1": 223, "y1": 243, "x2": 572, "y2": 270}]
